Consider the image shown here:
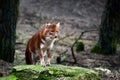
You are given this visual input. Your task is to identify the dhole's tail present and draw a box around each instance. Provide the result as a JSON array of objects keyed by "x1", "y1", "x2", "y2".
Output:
[{"x1": 25, "y1": 44, "x2": 32, "y2": 64}]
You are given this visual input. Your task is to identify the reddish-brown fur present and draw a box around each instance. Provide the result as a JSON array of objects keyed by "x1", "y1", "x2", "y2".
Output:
[{"x1": 25, "y1": 22, "x2": 60, "y2": 66}]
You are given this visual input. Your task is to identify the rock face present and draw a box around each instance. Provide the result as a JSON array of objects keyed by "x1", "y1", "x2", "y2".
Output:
[{"x1": 1, "y1": 65, "x2": 100, "y2": 80}]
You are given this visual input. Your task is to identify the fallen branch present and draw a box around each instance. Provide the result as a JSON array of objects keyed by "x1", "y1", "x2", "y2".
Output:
[{"x1": 71, "y1": 29, "x2": 98, "y2": 64}]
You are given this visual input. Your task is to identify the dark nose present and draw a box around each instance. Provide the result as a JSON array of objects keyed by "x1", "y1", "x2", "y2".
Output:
[{"x1": 55, "y1": 36, "x2": 57, "y2": 38}]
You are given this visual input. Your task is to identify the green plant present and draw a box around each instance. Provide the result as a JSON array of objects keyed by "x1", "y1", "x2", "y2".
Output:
[
  {"x1": 75, "y1": 41, "x2": 84, "y2": 52},
  {"x1": 90, "y1": 43, "x2": 100, "y2": 53}
]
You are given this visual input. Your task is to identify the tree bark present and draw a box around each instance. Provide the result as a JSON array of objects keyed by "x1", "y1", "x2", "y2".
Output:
[
  {"x1": 98, "y1": 0, "x2": 120, "y2": 54},
  {"x1": 0, "y1": 0, "x2": 19, "y2": 62}
]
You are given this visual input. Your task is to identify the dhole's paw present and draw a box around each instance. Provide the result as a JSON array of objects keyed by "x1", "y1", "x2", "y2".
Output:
[
  {"x1": 46, "y1": 59, "x2": 51, "y2": 66},
  {"x1": 40, "y1": 60, "x2": 46, "y2": 67},
  {"x1": 46, "y1": 63, "x2": 51, "y2": 66},
  {"x1": 41, "y1": 62, "x2": 46, "y2": 67}
]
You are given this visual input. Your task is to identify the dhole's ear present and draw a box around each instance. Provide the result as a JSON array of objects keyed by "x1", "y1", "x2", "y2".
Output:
[
  {"x1": 47, "y1": 22, "x2": 51, "y2": 26},
  {"x1": 45, "y1": 22, "x2": 51, "y2": 26},
  {"x1": 56, "y1": 22, "x2": 60, "y2": 28}
]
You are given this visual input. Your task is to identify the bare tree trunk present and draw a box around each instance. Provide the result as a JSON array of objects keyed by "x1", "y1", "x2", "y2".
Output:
[
  {"x1": 98, "y1": 0, "x2": 120, "y2": 54},
  {"x1": 0, "y1": 0, "x2": 19, "y2": 62}
]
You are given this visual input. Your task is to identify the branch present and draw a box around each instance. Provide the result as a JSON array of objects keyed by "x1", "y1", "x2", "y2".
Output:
[
  {"x1": 71, "y1": 29, "x2": 98, "y2": 63},
  {"x1": 57, "y1": 33, "x2": 74, "y2": 42},
  {"x1": 16, "y1": 42, "x2": 24, "y2": 44}
]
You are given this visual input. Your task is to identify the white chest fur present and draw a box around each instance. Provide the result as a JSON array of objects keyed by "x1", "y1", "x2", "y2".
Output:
[
  {"x1": 40, "y1": 39, "x2": 55, "y2": 50},
  {"x1": 49, "y1": 39, "x2": 55, "y2": 49}
]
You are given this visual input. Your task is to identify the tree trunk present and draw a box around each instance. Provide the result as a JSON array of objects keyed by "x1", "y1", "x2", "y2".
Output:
[
  {"x1": 98, "y1": 0, "x2": 120, "y2": 54},
  {"x1": 0, "y1": 0, "x2": 19, "y2": 62}
]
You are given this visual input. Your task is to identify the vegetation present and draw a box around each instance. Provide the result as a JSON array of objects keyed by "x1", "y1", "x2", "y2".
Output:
[
  {"x1": 75, "y1": 41, "x2": 84, "y2": 52},
  {"x1": 91, "y1": 43, "x2": 100, "y2": 53},
  {"x1": 0, "y1": 75, "x2": 17, "y2": 80},
  {"x1": 0, "y1": 65, "x2": 100, "y2": 80}
]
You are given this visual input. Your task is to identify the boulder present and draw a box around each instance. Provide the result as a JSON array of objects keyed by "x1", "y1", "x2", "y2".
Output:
[{"x1": 0, "y1": 65, "x2": 100, "y2": 80}]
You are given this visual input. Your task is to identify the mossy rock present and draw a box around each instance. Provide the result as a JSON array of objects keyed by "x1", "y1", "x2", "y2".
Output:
[
  {"x1": 0, "y1": 75, "x2": 17, "y2": 80},
  {"x1": 76, "y1": 41, "x2": 84, "y2": 52},
  {"x1": 0, "y1": 65, "x2": 101, "y2": 80}
]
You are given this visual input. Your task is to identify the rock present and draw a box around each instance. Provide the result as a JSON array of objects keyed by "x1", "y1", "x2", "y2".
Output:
[
  {"x1": 0, "y1": 60, "x2": 13, "y2": 77},
  {"x1": 1, "y1": 65, "x2": 101, "y2": 80},
  {"x1": 94, "y1": 67, "x2": 112, "y2": 75}
]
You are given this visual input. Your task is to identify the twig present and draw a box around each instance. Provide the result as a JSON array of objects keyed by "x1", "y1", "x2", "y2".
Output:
[
  {"x1": 57, "y1": 33, "x2": 74, "y2": 42},
  {"x1": 71, "y1": 29, "x2": 98, "y2": 64},
  {"x1": 16, "y1": 42, "x2": 24, "y2": 44}
]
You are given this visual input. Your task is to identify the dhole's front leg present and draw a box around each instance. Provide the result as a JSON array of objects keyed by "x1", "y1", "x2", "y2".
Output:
[
  {"x1": 39, "y1": 49, "x2": 46, "y2": 67},
  {"x1": 46, "y1": 49, "x2": 51, "y2": 66}
]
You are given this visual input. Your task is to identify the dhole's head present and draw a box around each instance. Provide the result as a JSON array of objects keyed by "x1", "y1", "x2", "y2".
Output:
[{"x1": 44, "y1": 22, "x2": 60, "y2": 40}]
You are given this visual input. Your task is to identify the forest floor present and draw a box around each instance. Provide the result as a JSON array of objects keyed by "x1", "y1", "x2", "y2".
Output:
[
  {"x1": 0, "y1": 0, "x2": 120, "y2": 80},
  {"x1": 0, "y1": 50, "x2": 120, "y2": 80}
]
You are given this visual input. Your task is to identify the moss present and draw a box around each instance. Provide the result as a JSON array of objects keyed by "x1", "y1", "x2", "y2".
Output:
[
  {"x1": 90, "y1": 43, "x2": 101, "y2": 53},
  {"x1": 11, "y1": 65, "x2": 44, "y2": 80},
  {"x1": 0, "y1": 75, "x2": 17, "y2": 80},
  {"x1": 1, "y1": 65, "x2": 101, "y2": 80},
  {"x1": 91, "y1": 39, "x2": 117, "y2": 54},
  {"x1": 76, "y1": 41, "x2": 84, "y2": 52}
]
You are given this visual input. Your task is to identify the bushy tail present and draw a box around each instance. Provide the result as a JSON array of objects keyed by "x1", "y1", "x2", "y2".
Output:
[{"x1": 25, "y1": 44, "x2": 32, "y2": 64}]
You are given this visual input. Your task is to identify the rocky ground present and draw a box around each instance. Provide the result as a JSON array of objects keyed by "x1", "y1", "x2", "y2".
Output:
[{"x1": 0, "y1": 0, "x2": 120, "y2": 80}]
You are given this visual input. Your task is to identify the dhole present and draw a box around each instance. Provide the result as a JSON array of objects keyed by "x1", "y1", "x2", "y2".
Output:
[{"x1": 25, "y1": 22, "x2": 60, "y2": 66}]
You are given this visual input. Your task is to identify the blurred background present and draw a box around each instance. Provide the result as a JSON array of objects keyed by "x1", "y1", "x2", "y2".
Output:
[{"x1": 15, "y1": 0, "x2": 106, "y2": 64}]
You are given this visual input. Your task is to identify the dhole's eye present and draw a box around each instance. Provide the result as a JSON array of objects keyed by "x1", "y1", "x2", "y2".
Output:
[
  {"x1": 51, "y1": 30, "x2": 54, "y2": 32},
  {"x1": 49, "y1": 30, "x2": 54, "y2": 34}
]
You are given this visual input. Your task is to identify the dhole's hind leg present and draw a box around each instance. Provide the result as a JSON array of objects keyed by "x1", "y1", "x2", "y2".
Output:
[
  {"x1": 31, "y1": 53, "x2": 36, "y2": 64},
  {"x1": 39, "y1": 49, "x2": 46, "y2": 67},
  {"x1": 46, "y1": 49, "x2": 51, "y2": 66}
]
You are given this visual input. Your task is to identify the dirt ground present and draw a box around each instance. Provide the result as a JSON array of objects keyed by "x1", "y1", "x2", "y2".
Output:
[{"x1": 0, "y1": 0, "x2": 120, "y2": 80}]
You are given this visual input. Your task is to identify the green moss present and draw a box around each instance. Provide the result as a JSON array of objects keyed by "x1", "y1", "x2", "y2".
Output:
[
  {"x1": 76, "y1": 41, "x2": 84, "y2": 52},
  {"x1": 12, "y1": 65, "x2": 44, "y2": 80},
  {"x1": 39, "y1": 65, "x2": 100, "y2": 80},
  {"x1": 90, "y1": 43, "x2": 100, "y2": 53},
  {"x1": 0, "y1": 75, "x2": 17, "y2": 80},
  {"x1": 91, "y1": 39, "x2": 117, "y2": 54},
  {"x1": 1, "y1": 65, "x2": 101, "y2": 80}
]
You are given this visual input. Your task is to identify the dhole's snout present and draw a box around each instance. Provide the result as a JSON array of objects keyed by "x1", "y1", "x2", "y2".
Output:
[
  {"x1": 55, "y1": 35, "x2": 57, "y2": 38},
  {"x1": 50, "y1": 35, "x2": 58, "y2": 39}
]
